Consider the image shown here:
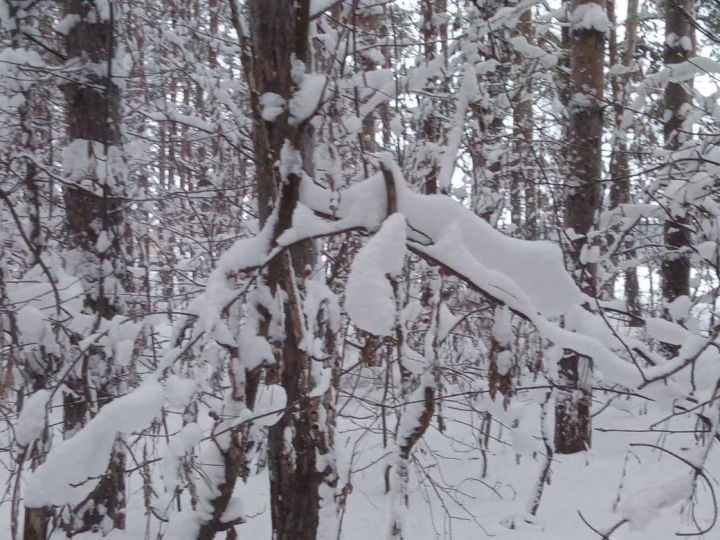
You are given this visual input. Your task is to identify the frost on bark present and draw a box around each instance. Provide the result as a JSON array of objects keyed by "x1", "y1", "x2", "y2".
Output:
[
  {"x1": 389, "y1": 385, "x2": 434, "y2": 539},
  {"x1": 62, "y1": 0, "x2": 125, "y2": 320},
  {"x1": 556, "y1": 0, "x2": 605, "y2": 454},
  {"x1": 661, "y1": 0, "x2": 694, "y2": 320},
  {"x1": 60, "y1": 0, "x2": 128, "y2": 533},
  {"x1": 355, "y1": 1, "x2": 386, "y2": 155}
]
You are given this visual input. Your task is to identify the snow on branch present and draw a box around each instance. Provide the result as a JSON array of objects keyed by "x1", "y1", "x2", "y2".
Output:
[
  {"x1": 297, "y1": 156, "x2": 652, "y2": 390},
  {"x1": 186, "y1": 155, "x2": 676, "y2": 394},
  {"x1": 25, "y1": 380, "x2": 164, "y2": 508}
]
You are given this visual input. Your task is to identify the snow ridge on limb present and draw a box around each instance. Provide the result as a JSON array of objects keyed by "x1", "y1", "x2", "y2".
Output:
[
  {"x1": 25, "y1": 380, "x2": 163, "y2": 508},
  {"x1": 188, "y1": 155, "x2": 653, "y2": 393},
  {"x1": 299, "y1": 156, "x2": 645, "y2": 390},
  {"x1": 345, "y1": 213, "x2": 406, "y2": 336}
]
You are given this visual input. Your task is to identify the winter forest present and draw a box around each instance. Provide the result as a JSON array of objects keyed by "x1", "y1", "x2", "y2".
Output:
[{"x1": 3, "y1": 0, "x2": 720, "y2": 538}]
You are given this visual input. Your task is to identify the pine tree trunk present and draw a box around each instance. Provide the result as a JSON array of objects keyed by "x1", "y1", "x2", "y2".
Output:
[
  {"x1": 61, "y1": 0, "x2": 127, "y2": 532},
  {"x1": 661, "y1": 0, "x2": 693, "y2": 316},
  {"x1": 556, "y1": 0, "x2": 605, "y2": 454}
]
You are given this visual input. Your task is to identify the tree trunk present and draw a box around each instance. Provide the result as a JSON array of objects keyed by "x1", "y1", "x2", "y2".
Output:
[
  {"x1": 661, "y1": 0, "x2": 694, "y2": 319},
  {"x1": 61, "y1": 0, "x2": 127, "y2": 532},
  {"x1": 512, "y1": 5, "x2": 535, "y2": 239},
  {"x1": 242, "y1": 1, "x2": 336, "y2": 538},
  {"x1": 554, "y1": 351, "x2": 592, "y2": 453},
  {"x1": 470, "y1": 1, "x2": 510, "y2": 222},
  {"x1": 418, "y1": 0, "x2": 447, "y2": 195},
  {"x1": 488, "y1": 306, "x2": 514, "y2": 407},
  {"x1": 607, "y1": 0, "x2": 640, "y2": 314},
  {"x1": 556, "y1": 0, "x2": 605, "y2": 454},
  {"x1": 4, "y1": 4, "x2": 55, "y2": 538}
]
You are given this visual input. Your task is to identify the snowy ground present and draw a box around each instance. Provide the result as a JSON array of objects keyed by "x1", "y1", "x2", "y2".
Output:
[
  {"x1": 326, "y1": 395, "x2": 717, "y2": 540},
  {"x1": 2, "y1": 383, "x2": 716, "y2": 540}
]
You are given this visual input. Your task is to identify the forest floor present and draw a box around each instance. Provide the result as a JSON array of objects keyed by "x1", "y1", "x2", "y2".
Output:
[{"x1": 2, "y1": 384, "x2": 716, "y2": 540}]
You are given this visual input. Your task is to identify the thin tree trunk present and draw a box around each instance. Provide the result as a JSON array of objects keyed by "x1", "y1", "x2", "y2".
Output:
[
  {"x1": 512, "y1": 6, "x2": 535, "y2": 238},
  {"x1": 468, "y1": 2, "x2": 510, "y2": 222},
  {"x1": 389, "y1": 275, "x2": 439, "y2": 538},
  {"x1": 5, "y1": 3, "x2": 54, "y2": 537},
  {"x1": 418, "y1": 0, "x2": 447, "y2": 195},
  {"x1": 488, "y1": 306, "x2": 514, "y2": 407},
  {"x1": 607, "y1": 0, "x2": 640, "y2": 314}
]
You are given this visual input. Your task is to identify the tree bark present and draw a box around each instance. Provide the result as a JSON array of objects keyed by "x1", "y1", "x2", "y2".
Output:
[
  {"x1": 61, "y1": 0, "x2": 127, "y2": 533},
  {"x1": 4, "y1": 4, "x2": 55, "y2": 538},
  {"x1": 470, "y1": 1, "x2": 510, "y2": 221},
  {"x1": 556, "y1": 0, "x2": 605, "y2": 454},
  {"x1": 418, "y1": 0, "x2": 447, "y2": 195},
  {"x1": 488, "y1": 306, "x2": 514, "y2": 407},
  {"x1": 512, "y1": 6, "x2": 536, "y2": 239},
  {"x1": 661, "y1": 0, "x2": 694, "y2": 317},
  {"x1": 607, "y1": 0, "x2": 640, "y2": 314},
  {"x1": 554, "y1": 351, "x2": 592, "y2": 453},
  {"x1": 242, "y1": 1, "x2": 336, "y2": 538}
]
